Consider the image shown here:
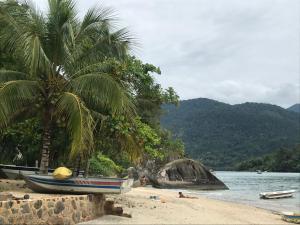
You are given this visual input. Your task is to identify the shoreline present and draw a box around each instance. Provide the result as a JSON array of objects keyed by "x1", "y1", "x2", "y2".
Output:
[
  {"x1": 174, "y1": 188, "x2": 293, "y2": 215},
  {"x1": 82, "y1": 187, "x2": 292, "y2": 224}
]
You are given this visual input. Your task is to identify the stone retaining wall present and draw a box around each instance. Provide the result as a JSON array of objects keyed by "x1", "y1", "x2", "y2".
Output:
[{"x1": 0, "y1": 194, "x2": 105, "y2": 224}]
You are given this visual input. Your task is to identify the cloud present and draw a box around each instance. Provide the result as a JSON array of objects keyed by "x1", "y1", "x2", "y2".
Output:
[
  {"x1": 205, "y1": 81, "x2": 300, "y2": 108},
  {"x1": 33, "y1": 0, "x2": 300, "y2": 107}
]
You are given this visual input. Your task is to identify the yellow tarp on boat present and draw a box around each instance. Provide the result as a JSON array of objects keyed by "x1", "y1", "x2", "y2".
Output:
[{"x1": 53, "y1": 167, "x2": 72, "y2": 180}]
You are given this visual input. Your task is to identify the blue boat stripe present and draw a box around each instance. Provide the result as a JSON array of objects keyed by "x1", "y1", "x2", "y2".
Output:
[
  {"x1": 30, "y1": 176, "x2": 123, "y2": 184},
  {"x1": 29, "y1": 177, "x2": 120, "y2": 189},
  {"x1": 31, "y1": 177, "x2": 75, "y2": 184}
]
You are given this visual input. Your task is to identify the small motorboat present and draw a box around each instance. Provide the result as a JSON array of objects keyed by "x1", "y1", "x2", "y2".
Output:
[
  {"x1": 0, "y1": 164, "x2": 54, "y2": 179},
  {"x1": 256, "y1": 170, "x2": 262, "y2": 174},
  {"x1": 259, "y1": 190, "x2": 296, "y2": 199},
  {"x1": 24, "y1": 174, "x2": 134, "y2": 194},
  {"x1": 281, "y1": 212, "x2": 300, "y2": 223}
]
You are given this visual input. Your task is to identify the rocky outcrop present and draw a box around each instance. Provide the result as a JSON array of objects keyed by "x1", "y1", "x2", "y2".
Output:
[{"x1": 154, "y1": 158, "x2": 228, "y2": 190}]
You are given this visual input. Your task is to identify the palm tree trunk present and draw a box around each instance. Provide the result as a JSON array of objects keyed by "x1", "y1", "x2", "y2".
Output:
[
  {"x1": 74, "y1": 156, "x2": 81, "y2": 177},
  {"x1": 84, "y1": 159, "x2": 90, "y2": 178},
  {"x1": 39, "y1": 111, "x2": 51, "y2": 174}
]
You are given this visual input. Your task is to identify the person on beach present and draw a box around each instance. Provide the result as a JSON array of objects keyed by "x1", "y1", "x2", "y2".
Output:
[{"x1": 178, "y1": 192, "x2": 198, "y2": 199}]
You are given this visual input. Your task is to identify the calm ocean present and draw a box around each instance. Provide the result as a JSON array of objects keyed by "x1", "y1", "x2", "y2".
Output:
[{"x1": 180, "y1": 171, "x2": 300, "y2": 213}]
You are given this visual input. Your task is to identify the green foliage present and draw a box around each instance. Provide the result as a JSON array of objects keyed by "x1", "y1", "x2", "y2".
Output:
[
  {"x1": 0, "y1": 118, "x2": 69, "y2": 167},
  {"x1": 236, "y1": 145, "x2": 300, "y2": 172},
  {"x1": 134, "y1": 118, "x2": 163, "y2": 159},
  {"x1": 0, "y1": 1, "x2": 183, "y2": 172},
  {"x1": 87, "y1": 56, "x2": 182, "y2": 168},
  {"x1": 159, "y1": 130, "x2": 185, "y2": 161},
  {"x1": 89, "y1": 153, "x2": 122, "y2": 176},
  {"x1": 0, "y1": 119, "x2": 41, "y2": 165},
  {"x1": 161, "y1": 98, "x2": 300, "y2": 170},
  {"x1": 0, "y1": 0, "x2": 134, "y2": 162},
  {"x1": 94, "y1": 116, "x2": 163, "y2": 163},
  {"x1": 120, "y1": 56, "x2": 179, "y2": 126},
  {"x1": 91, "y1": 114, "x2": 184, "y2": 171}
]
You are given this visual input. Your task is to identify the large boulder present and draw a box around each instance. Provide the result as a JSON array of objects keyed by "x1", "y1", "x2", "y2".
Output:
[{"x1": 154, "y1": 158, "x2": 228, "y2": 190}]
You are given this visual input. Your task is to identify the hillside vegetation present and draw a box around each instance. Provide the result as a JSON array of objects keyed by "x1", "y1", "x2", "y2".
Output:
[
  {"x1": 161, "y1": 98, "x2": 300, "y2": 170},
  {"x1": 236, "y1": 145, "x2": 300, "y2": 172}
]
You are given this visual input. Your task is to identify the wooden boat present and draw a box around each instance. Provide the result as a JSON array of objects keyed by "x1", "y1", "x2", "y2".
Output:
[
  {"x1": 259, "y1": 190, "x2": 296, "y2": 199},
  {"x1": 0, "y1": 164, "x2": 54, "y2": 179},
  {"x1": 282, "y1": 212, "x2": 300, "y2": 223},
  {"x1": 24, "y1": 174, "x2": 134, "y2": 194}
]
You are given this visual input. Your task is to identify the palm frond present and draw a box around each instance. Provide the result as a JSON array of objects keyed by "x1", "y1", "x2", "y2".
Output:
[
  {"x1": 0, "y1": 80, "x2": 38, "y2": 128},
  {"x1": 69, "y1": 61, "x2": 115, "y2": 79},
  {"x1": 55, "y1": 92, "x2": 94, "y2": 159},
  {"x1": 70, "y1": 73, "x2": 135, "y2": 115},
  {"x1": 76, "y1": 6, "x2": 115, "y2": 40},
  {"x1": 66, "y1": 26, "x2": 135, "y2": 74},
  {"x1": 119, "y1": 133, "x2": 142, "y2": 163},
  {"x1": 0, "y1": 70, "x2": 28, "y2": 82},
  {"x1": 0, "y1": 1, "x2": 51, "y2": 78},
  {"x1": 46, "y1": 0, "x2": 77, "y2": 65},
  {"x1": 109, "y1": 28, "x2": 137, "y2": 56}
]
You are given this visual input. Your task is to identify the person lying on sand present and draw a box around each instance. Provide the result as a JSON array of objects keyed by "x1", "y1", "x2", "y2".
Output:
[{"x1": 178, "y1": 192, "x2": 198, "y2": 199}]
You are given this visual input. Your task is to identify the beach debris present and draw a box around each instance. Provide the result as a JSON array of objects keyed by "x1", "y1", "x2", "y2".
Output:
[
  {"x1": 112, "y1": 205, "x2": 123, "y2": 216},
  {"x1": 122, "y1": 213, "x2": 132, "y2": 218},
  {"x1": 23, "y1": 194, "x2": 30, "y2": 200},
  {"x1": 0, "y1": 192, "x2": 13, "y2": 201},
  {"x1": 149, "y1": 195, "x2": 160, "y2": 200},
  {"x1": 104, "y1": 199, "x2": 131, "y2": 218},
  {"x1": 104, "y1": 200, "x2": 115, "y2": 214},
  {"x1": 160, "y1": 198, "x2": 166, "y2": 203},
  {"x1": 0, "y1": 192, "x2": 30, "y2": 201}
]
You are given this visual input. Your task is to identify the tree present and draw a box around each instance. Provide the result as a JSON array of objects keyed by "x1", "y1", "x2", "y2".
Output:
[
  {"x1": 88, "y1": 57, "x2": 182, "y2": 169},
  {"x1": 0, "y1": 0, "x2": 134, "y2": 174}
]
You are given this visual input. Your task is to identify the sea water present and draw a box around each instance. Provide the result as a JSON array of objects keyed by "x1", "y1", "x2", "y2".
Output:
[{"x1": 182, "y1": 171, "x2": 300, "y2": 213}]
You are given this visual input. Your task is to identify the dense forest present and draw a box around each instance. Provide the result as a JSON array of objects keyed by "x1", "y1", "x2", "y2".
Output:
[
  {"x1": 0, "y1": 0, "x2": 183, "y2": 176},
  {"x1": 236, "y1": 145, "x2": 300, "y2": 172},
  {"x1": 161, "y1": 98, "x2": 300, "y2": 170}
]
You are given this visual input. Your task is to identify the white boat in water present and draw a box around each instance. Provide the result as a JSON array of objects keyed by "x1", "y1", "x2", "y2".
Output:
[
  {"x1": 260, "y1": 190, "x2": 296, "y2": 199},
  {"x1": 0, "y1": 164, "x2": 54, "y2": 179},
  {"x1": 24, "y1": 174, "x2": 134, "y2": 194}
]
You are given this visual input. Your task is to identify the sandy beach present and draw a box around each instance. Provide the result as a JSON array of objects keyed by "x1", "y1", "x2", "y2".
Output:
[{"x1": 82, "y1": 187, "x2": 290, "y2": 225}]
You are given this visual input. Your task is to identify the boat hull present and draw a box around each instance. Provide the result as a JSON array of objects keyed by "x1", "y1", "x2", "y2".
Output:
[
  {"x1": 260, "y1": 190, "x2": 296, "y2": 199},
  {"x1": 24, "y1": 174, "x2": 133, "y2": 194},
  {"x1": 0, "y1": 164, "x2": 54, "y2": 179},
  {"x1": 283, "y1": 215, "x2": 300, "y2": 219}
]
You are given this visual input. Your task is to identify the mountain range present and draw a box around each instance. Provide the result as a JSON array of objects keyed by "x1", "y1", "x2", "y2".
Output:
[{"x1": 161, "y1": 98, "x2": 300, "y2": 170}]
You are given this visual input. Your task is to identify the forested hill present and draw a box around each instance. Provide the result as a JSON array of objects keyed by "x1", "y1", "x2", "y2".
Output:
[
  {"x1": 161, "y1": 98, "x2": 300, "y2": 170},
  {"x1": 287, "y1": 104, "x2": 300, "y2": 113}
]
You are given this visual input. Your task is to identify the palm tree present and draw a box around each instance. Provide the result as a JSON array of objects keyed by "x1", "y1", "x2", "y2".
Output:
[{"x1": 0, "y1": 0, "x2": 134, "y2": 174}]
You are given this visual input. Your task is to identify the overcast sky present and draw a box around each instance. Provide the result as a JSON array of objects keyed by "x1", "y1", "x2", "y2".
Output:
[{"x1": 34, "y1": 0, "x2": 300, "y2": 107}]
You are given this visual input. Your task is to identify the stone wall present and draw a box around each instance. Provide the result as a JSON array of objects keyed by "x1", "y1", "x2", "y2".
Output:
[{"x1": 0, "y1": 194, "x2": 106, "y2": 225}]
